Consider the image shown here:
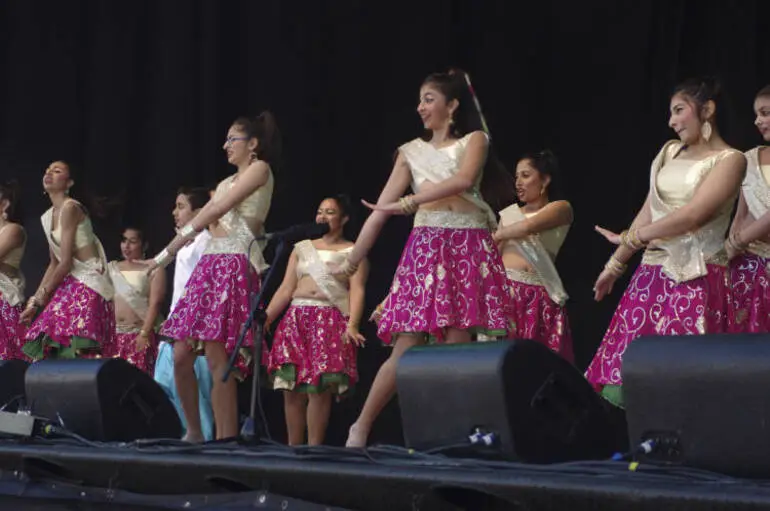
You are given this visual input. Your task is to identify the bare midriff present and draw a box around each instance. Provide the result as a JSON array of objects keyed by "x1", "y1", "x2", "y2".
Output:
[
  {"x1": 209, "y1": 218, "x2": 263, "y2": 239},
  {"x1": 114, "y1": 295, "x2": 142, "y2": 327},
  {"x1": 416, "y1": 183, "x2": 480, "y2": 214},
  {"x1": 292, "y1": 275, "x2": 332, "y2": 301},
  {"x1": 502, "y1": 248, "x2": 532, "y2": 273},
  {"x1": 72, "y1": 243, "x2": 99, "y2": 264}
]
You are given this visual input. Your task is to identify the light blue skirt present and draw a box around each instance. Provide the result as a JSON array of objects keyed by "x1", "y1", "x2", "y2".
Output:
[{"x1": 154, "y1": 341, "x2": 215, "y2": 441}]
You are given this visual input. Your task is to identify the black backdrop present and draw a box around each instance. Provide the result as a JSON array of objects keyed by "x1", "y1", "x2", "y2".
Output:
[{"x1": 1, "y1": 0, "x2": 769, "y2": 445}]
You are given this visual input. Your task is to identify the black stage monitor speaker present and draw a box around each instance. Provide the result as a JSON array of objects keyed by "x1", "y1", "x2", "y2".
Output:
[
  {"x1": 25, "y1": 358, "x2": 182, "y2": 442},
  {"x1": 624, "y1": 333, "x2": 770, "y2": 478},
  {"x1": 0, "y1": 360, "x2": 29, "y2": 412},
  {"x1": 396, "y1": 340, "x2": 620, "y2": 463}
]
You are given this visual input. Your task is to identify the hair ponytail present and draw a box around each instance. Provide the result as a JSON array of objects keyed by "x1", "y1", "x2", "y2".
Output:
[
  {"x1": 59, "y1": 160, "x2": 123, "y2": 219},
  {"x1": 421, "y1": 69, "x2": 515, "y2": 211},
  {"x1": 233, "y1": 111, "x2": 283, "y2": 169}
]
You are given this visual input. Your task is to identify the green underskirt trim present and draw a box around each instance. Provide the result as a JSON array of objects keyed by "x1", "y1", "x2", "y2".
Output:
[
  {"x1": 600, "y1": 384, "x2": 625, "y2": 409},
  {"x1": 22, "y1": 334, "x2": 101, "y2": 361},
  {"x1": 270, "y1": 364, "x2": 352, "y2": 395}
]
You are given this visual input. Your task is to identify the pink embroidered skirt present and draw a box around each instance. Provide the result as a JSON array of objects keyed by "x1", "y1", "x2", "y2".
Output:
[
  {"x1": 585, "y1": 262, "x2": 729, "y2": 390},
  {"x1": 376, "y1": 210, "x2": 513, "y2": 344},
  {"x1": 268, "y1": 299, "x2": 357, "y2": 394},
  {"x1": 728, "y1": 252, "x2": 770, "y2": 333},
  {"x1": 23, "y1": 275, "x2": 116, "y2": 360},
  {"x1": 505, "y1": 268, "x2": 573, "y2": 362},
  {"x1": 160, "y1": 251, "x2": 260, "y2": 378},
  {"x1": 0, "y1": 296, "x2": 25, "y2": 360},
  {"x1": 113, "y1": 328, "x2": 158, "y2": 374}
]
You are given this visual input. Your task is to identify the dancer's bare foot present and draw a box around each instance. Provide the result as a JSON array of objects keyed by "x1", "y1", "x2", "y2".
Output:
[
  {"x1": 182, "y1": 432, "x2": 205, "y2": 443},
  {"x1": 345, "y1": 422, "x2": 368, "y2": 448}
]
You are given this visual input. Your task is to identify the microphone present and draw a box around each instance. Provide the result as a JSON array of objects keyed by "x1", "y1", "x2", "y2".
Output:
[{"x1": 257, "y1": 222, "x2": 330, "y2": 242}]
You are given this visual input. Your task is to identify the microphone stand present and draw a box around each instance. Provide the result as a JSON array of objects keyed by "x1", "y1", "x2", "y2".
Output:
[{"x1": 224, "y1": 238, "x2": 290, "y2": 443}]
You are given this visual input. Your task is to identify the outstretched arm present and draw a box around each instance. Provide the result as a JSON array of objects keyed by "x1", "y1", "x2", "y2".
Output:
[
  {"x1": 362, "y1": 131, "x2": 489, "y2": 217},
  {"x1": 405, "y1": 131, "x2": 487, "y2": 206},
  {"x1": 347, "y1": 153, "x2": 412, "y2": 265},
  {"x1": 493, "y1": 201, "x2": 572, "y2": 243},
  {"x1": 592, "y1": 193, "x2": 652, "y2": 301},
  {"x1": 159, "y1": 162, "x2": 269, "y2": 260},
  {"x1": 634, "y1": 152, "x2": 746, "y2": 243}
]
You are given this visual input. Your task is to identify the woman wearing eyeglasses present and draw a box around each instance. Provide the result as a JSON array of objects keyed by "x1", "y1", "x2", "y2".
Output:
[{"x1": 147, "y1": 113, "x2": 280, "y2": 441}]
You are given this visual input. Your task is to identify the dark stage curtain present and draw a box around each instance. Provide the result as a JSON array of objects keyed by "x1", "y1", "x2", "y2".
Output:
[{"x1": 0, "y1": 0, "x2": 768, "y2": 446}]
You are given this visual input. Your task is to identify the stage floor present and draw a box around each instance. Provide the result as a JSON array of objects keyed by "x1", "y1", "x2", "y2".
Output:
[{"x1": 0, "y1": 439, "x2": 769, "y2": 510}]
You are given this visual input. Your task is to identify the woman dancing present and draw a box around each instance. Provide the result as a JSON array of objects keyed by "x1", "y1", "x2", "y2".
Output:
[
  {"x1": 266, "y1": 195, "x2": 367, "y2": 445},
  {"x1": 109, "y1": 226, "x2": 166, "y2": 373},
  {"x1": 0, "y1": 180, "x2": 26, "y2": 360},
  {"x1": 148, "y1": 112, "x2": 280, "y2": 440},
  {"x1": 153, "y1": 187, "x2": 215, "y2": 441},
  {"x1": 585, "y1": 78, "x2": 746, "y2": 407},
  {"x1": 339, "y1": 70, "x2": 514, "y2": 447},
  {"x1": 492, "y1": 151, "x2": 574, "y2": 361},
  {"x1": 21, "y1": 161, "x2": 116, "y2": 359},
  {"x1": 725, "y1": 85, "x2": 770, "y2": 333}
]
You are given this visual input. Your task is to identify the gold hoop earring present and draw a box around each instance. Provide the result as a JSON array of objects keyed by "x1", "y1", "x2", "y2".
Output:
[
  {"x1": 701, "y1": 121, "x2": 712, "y2": 142},
  {"x1": 249, "y1": 151, "x2": 257, "y2": 164}
]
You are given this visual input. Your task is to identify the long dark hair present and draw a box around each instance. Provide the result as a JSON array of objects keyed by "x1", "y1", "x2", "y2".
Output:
[
  {"x1": 54, "y1": 160, "x2": 123, "y2": 219},
  {"x1": 421, "y1": 69, "x2": 515, "y2": 211},
  {"x1": 232, "y1": 111, "x2": 283, "y2": 168},
  {"x1": 518, "y1": 150, "x2": 565, "y2": 201},
  {"x1": 0, "y1": 179, "x2": 23, "y2": 225}
]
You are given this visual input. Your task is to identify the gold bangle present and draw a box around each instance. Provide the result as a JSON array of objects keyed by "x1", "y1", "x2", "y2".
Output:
[
  {"x1": 621, "y1": 229, "x2": 646, "y2": 251},
  {"x1": 398, "y1": 197, "x2": 410, "y2": 215},
  {"x1": 138, "y1": 329, "x2": 149, "y2": 338},
  {"x1": 398, "y1": 196, "x2": 417, "y2": 215},
  {"x1": 604, "y1": 255, "x2": 627, "y2": 276},
  {"x1": 631, "y1": 228, "x2": 647, "y2": 249}
]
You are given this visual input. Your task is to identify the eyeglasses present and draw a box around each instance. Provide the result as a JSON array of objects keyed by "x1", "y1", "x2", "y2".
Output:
[{"x1": 224, "y1": 136, "x2": 249, "y2": 146}]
